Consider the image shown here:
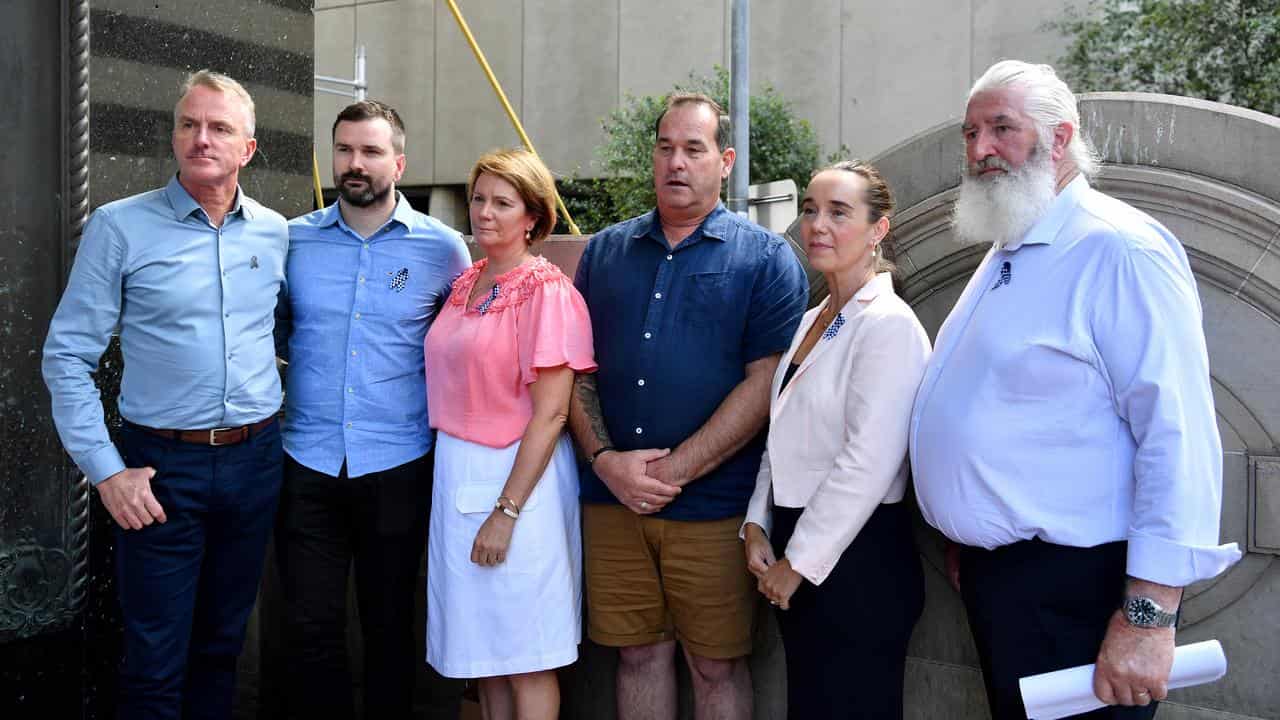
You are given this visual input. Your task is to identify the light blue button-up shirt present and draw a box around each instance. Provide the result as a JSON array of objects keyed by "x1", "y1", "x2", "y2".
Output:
[
  {"x1": 911, "y1": 176, "x2": 1241, "y2": 587},
  {"x1": 43, "y1": 176, "x2": 289, "y2": 485},
  {"x1": 278, "y1": 195, "x2": 470, "y2": 478}
]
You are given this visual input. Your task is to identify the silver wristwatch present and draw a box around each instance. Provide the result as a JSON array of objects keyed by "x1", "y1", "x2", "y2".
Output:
[{"x1": 1122, "y1": 596, "x2": 1177, "y2": 629}]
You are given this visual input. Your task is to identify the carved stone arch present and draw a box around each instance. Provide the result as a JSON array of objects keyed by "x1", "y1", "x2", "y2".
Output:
[{"x1": 879, "y1": 93, "x2": 1280, "y2": 719}]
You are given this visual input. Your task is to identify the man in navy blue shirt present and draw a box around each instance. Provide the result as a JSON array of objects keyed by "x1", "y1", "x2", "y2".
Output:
[
  {"x1": 274, "y1": 101, "x2": 470, "y2": 719},
  {"x1": 569, "y1": 92, "x2": 807, "y2": 720}
]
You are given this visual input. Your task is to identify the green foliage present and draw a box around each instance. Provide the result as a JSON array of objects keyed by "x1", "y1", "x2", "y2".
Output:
[
  {"x1": 1051, "y1": 0, "x2": 1280, "y2": 117},
  {"x1": 557, "y1": 66, "x2": 823, "y2": 234}
]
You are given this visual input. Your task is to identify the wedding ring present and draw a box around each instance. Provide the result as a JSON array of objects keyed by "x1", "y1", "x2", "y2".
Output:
[
  {"x1": 640, "y1": 501, "x2": 649, "y2": 510},
  {"x1": 1137, "y1": 691, "x2": 1150, "y2": 698}
]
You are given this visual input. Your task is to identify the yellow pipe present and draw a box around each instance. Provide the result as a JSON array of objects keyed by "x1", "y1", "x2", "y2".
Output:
[
  {"x1": 311, "y1": 147, "x2": 325, "y2": 209},
  {"x1": 444, "y1": 0, "x2": 581, "y2": 235}
]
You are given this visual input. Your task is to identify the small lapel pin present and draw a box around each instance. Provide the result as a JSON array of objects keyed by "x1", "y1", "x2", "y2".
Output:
[
  {"x1": 991, "y1": 260, "x2": 1011, "y2": 290},
  {"x1": 249, "y1": 255, "x2": 259, "y2": 269}
]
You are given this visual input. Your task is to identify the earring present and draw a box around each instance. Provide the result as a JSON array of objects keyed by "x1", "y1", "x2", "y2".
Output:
[{"x1": 525, "y1": 228, "x2": 532, "y2": 241}]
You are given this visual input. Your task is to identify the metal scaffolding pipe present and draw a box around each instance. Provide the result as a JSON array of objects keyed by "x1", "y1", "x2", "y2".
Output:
[{"x1": 729, "y1": 0, "x2": 750, "y2": 215}]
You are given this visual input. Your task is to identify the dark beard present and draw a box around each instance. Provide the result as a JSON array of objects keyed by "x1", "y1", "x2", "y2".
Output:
[{"x1": 337, "y1": 174, "x2": 392, "y2": 207}]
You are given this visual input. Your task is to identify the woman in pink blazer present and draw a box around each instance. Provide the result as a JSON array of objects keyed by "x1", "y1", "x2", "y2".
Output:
[{"x1": 742, "y1": 160, "x2": 930, "y2": 719}]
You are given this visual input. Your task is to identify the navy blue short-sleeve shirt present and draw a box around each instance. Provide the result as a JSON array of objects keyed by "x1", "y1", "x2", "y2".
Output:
[{"x1": 575, "y1": 203, "x2": 808, "y2": 520}]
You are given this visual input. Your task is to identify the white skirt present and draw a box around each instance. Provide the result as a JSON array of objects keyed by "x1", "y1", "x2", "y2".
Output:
[{"x1": 426, "y1": 430, "x2": 582, "y2": 678}]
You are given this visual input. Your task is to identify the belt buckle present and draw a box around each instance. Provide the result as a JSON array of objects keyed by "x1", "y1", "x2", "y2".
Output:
[{"x1": 208, "y1": 427, "x2": 234, "y2": 446}]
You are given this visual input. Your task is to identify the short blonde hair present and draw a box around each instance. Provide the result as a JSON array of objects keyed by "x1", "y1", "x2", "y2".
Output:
[
  {"x1": 467, "y1": 149, "x2": 558, "y2": 244},
  {"x1": 175, "y1": 69, "x2": 256, "y2": 137}
]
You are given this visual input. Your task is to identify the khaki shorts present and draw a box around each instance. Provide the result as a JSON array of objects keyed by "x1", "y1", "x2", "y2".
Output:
[{"x1": 582, "y1": 503, "x2": 756, "y2": 659}]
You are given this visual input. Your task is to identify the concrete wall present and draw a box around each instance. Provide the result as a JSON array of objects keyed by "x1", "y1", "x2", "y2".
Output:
[{"x1": 314, "y1": 0, "x2": 1089, "y2": 192}]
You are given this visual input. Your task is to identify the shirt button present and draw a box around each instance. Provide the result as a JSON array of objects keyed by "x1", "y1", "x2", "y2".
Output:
[
  {"x1": 635, "y1": 427, "x2": 643, "y2": 435},
  {"x1": 224, "y1": 312, "x2": 230, "y2": 318},
  {"x1": 347, "y1": 387, "x2": 353, "y2": 393},
  {"x1": 358, "y1": 275, "x2": 366, "y2": 283},
  {"x1": 354, "y1": 312, "x2": 361, "y2": 319},
  {"x1": 362, "y1": 243, "x2": 369, "y2": 249},
  {"x1": 346, "y1": 422, "x2": 353, "y2": 428},
  {"x1": 654, "y1": 292, "x2": 662, "y2": 299},
  {"x1": 643, "y1": 332, "x2": 652, "y2": 339},
  {"x1": 637, "y1": 379, "x2": 645, "y2": 386},
  {"x1": 351, "y1": 350, "x2": 357, "y2": 356},
  {"x1": 666, "y1": 254, "x2": 673, "y2": 261},
  {"x1": 222, "y1": 270, "x2": 229, "y2": 277}
]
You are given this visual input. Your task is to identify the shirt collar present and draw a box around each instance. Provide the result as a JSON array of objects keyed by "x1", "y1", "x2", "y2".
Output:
[
  {"x1": 165, "y1": 174, "x2": 250, "y2": 221},
  {"x1": 634, "y1": 202, "x2": 731, "y2": 246},
  {"x1": 1002, "y1": 174, "x2": 1089, "y2": 251},
  {"x1": 834, "y1": 272, "x2": 894, "y2": 316},
  {"x1": 319, "y1": 192, "x2": 413, "y2": 234}
]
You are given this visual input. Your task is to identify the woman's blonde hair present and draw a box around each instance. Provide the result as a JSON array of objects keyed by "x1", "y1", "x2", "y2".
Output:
[{"x1": 467, "y1": 149, "x2": 558, "y2": 244}]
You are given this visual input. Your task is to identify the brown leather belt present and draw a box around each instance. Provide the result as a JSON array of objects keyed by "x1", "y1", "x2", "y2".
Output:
[{"x1": 141, "y1": 416, "x2": 276, "y2": 446}]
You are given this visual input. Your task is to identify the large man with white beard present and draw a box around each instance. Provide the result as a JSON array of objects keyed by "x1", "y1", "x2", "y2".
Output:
[{"x1": 910, "y1": 61, "x2": 1241, "y2": 719}]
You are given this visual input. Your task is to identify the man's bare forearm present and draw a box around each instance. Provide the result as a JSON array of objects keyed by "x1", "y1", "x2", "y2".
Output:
[
  {"x1": 670, "y1": 353, "x2": 779, "y2": 482},
  {"x1": 568, "y1": 372, "x2": 612, "y2": 459},
  {"x1": 1125, "y1": 578, "x2": 1183, "y2": 609}
]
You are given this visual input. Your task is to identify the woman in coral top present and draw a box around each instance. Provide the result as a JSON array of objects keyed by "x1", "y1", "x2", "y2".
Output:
[{"x1": 423, "y1": 149, "x2": 595, "y2": 719}]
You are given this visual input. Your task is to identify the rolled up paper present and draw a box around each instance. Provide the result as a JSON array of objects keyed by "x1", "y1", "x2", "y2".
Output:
[{"x1": 1019, "y1": 639, "x2": 1227, "y2": 720}]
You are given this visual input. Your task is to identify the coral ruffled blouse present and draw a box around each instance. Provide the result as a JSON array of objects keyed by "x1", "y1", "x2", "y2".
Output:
[{"x1": 425, "y1": 255, "x2": 597, "y2": 448}]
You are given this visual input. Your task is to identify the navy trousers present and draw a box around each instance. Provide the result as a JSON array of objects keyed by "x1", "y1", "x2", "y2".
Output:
[
  {"x1": 770, "y1": 502, "x2": 925, "y2": 719},
  {"x1": 115, "y1": 419, "x2": 283, "y2": 720},
  {"x1": 959, "y1": 539, "x2": 1160, "y2": 720}
]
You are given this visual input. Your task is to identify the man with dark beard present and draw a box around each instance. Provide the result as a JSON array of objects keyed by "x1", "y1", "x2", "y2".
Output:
[
  {"x1": 274, "y1": 100, "x2": 470, "y2": 719},
  {"x1": 910, "y1": 61, "x2": 1241, "y2": 719}
]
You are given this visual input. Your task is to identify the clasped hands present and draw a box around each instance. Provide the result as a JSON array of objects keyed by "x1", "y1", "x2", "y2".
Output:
[
  {"x1": 595, "y1": 447, "x2": 686, "y2": 515},
  {"x1": 743, "y1": 522, "x2": 803, "y2": 609}
]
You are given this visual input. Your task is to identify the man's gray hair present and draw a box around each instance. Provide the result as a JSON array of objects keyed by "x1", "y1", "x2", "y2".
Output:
[
  {"x1": 969, "y1": 60, "x2": 1099, "y2": 177},
  {"x1": 175, "y1": 69, "x2": 257, "y2": 138}
]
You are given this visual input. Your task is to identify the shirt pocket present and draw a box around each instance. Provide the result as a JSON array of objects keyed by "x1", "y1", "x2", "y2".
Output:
[
  {"x1": 454, "y1": 482, "x2": 543, "y2": 571},
  {"x1": 374, "y1": 259, "x2": 437, "y2": 323},
  {"x1": 681, "y1": 271, "x2": 733, "y2": 328}
]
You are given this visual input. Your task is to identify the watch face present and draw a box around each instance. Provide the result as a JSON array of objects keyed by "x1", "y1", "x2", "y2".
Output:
[{"x1": 1128, "y1": 597, "x2": 1158, "y2": 625}]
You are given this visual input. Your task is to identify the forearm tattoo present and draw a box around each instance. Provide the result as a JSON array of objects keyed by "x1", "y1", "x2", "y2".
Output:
[{"x1": 573, "y1": 373, "x2": 612, "y2": 447}]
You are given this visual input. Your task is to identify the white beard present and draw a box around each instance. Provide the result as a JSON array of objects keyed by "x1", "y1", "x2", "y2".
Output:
[{"x1": 951, "y1": 145, "x2": 1057, "y2": 248}]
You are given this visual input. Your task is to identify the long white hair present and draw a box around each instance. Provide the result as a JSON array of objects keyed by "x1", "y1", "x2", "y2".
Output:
[{"x1": 969, "y1": 60, "x2": 1099, "y2": 178}]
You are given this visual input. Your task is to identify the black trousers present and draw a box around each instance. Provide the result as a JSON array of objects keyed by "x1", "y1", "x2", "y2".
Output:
[
  {"x1": 771, "y1": 502, "x2": 925, "y2": 720},
  {"x1": 959, "y1": 539, "x2": 1160, "y2": 720},
  {"x1": 275, "y1": 452, "x2": 459, "y2": 719}
]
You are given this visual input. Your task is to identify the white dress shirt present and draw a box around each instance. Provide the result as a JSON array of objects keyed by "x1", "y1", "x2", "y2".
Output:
[
  {"x1": 745, "y1": 273, "x2": 931, "y2": 585},
  {"x1": 911, "y1": 175, "x2": 1241, "y2": 587}
]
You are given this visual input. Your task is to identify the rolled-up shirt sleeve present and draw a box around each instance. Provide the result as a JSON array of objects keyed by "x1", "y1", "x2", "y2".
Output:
[
  {"x1": 1092, "y1": 239, "x2": 1241, "y2": 586},
  {"x1": 42, "y1": 210, "x2": 128, "y2": 485},
  {"x1": 785, "y1": 311, "x2": 930, "y2": 585}
]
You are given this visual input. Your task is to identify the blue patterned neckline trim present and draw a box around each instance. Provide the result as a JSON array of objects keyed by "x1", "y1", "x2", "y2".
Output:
[
  {"x1": 821, "y1": 312, "x2": 846, "y2": 341},
  {"x1": 475, "y1": 283, "x2": 501, "y2": 315}
]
